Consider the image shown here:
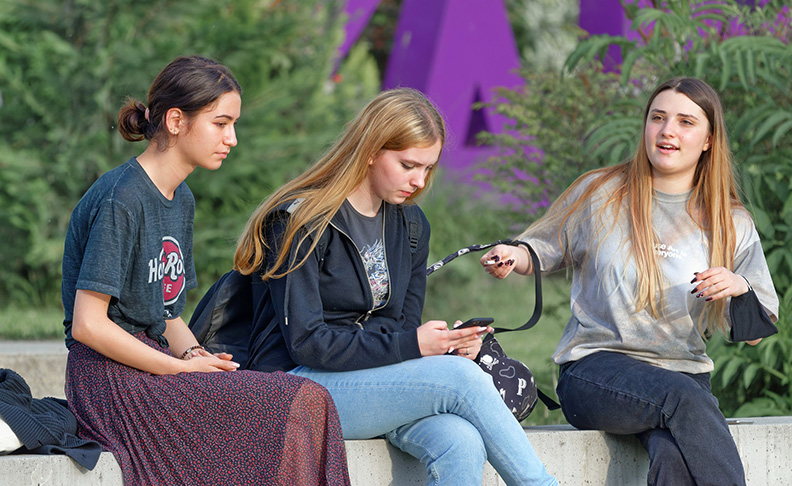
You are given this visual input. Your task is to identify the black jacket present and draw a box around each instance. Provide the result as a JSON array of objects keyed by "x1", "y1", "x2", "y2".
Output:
[
  {"x1": 247, "y1": 202, "x2": 430, "y2": 372},
  {"x1": 0, "y1": 368, "x2": 102, "y2": 469}
]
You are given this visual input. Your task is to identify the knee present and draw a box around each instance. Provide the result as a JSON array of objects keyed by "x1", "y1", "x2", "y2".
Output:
[
  {"x1": 388, "y1": 415, "x2": 486, "y2": 480},
  {"x1": 662, "y1": 381, "x2": 720, "y2": 422}
]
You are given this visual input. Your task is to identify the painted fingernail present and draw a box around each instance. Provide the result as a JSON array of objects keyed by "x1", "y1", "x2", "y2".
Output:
[
  {"x1": 493, "y1": 255, "x2": 500, "y2": 262},
  {"x1": 705, "y1": 297, "x2": 713, "y2": 302},
  {"x1": 508, "y1": 259, "x2": 515, "y2": 266},
  {"x1": 497, "y1": 262, "x2": 504, "y2": 267},
  {"x1": 690, "y1": 288, "x2": 697, "y2": 294},
  {"x1": 696, "y1": 292, "x2": 704, "y2": 298},
  {"x1": 690, "y1": 277, "x2": 698, "y2": 284}
]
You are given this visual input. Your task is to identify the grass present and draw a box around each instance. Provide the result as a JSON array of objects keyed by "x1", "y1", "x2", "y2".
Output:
[{"x1": 0, "y1": 305, "x2": 66, "y2": 340}]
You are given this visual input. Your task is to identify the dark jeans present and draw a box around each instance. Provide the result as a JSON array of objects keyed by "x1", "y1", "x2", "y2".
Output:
[{"x1": 557, "y1": 352, "x2": 745, "y2": 486}]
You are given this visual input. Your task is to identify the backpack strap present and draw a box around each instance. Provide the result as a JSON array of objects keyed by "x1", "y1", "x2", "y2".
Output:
[{"x1": 400, "y1": 204, "x2": 423, "y2": 254}]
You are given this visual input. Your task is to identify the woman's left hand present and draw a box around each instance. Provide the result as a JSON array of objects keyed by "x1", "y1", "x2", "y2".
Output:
[
  {"x1": 450, "y1": 320, "x2": 485, "y2": 361},
  {"x1": 690, "y1": 267, "x2": 750, "y2": 302}
]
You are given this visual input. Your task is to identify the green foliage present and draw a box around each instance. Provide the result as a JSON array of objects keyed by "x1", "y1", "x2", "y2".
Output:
[
  {"x1": 0, "y1": 0, "x2": 380, "y2": 307},
  {"x1": 505, "y1": 0, "x2": 580, "y2": 71},
  {"x1": 476, "y1": 66, "x2": 630, "y2": 225},
  {"x1": 482, "y1": 0, "x2": 792, "y2": 418}
]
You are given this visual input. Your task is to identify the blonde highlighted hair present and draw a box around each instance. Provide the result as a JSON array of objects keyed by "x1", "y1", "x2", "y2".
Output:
[
  {"x1": 234, "y1": 87, "x2": 445, "y2": 279},
  {"x1": 522, "y1": 77, "x2": 742, "y2": 336}
]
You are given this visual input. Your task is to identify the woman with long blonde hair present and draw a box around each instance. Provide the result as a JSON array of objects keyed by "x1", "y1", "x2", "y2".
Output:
[
  {"x1": 234, "y1": 88, "x2": 558, "y2": 486},
  {"x1": 482, "y1": 77, "x2": 778, "y2": 486}
]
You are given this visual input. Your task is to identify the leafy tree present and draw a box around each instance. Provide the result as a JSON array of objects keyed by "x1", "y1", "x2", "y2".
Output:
[{"x1": 0, "y1": 0, "x2": 379, "y2": 307}]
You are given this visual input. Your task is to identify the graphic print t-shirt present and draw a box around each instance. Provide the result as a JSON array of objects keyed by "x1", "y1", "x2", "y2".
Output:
[
  {"x1": 62, "y1": 158, "x2": 197, "y2": 348},
  {"x1": 339, "y1": 199, "x2": 390, "y2": 307}
]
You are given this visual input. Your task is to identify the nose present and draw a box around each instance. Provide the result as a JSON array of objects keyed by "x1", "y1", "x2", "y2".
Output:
[
  {"x1": 659, "y1": 120, "x2": 674, "y2": 139},
  {"x1": 225, "y1": 126, "x2": 238, "y2": 147},
  {"x1": 411, "y1": 172, "x2": 427, "y2": 190}
]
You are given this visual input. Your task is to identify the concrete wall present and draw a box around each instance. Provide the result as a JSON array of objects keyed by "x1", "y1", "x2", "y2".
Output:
[{"x1": 2, "y1": 418, "x2": 791, "y2": 485}]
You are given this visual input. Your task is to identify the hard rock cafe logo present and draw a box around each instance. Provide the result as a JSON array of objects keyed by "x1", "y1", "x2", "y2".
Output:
[{"x1": 147, "y1": 236, "x2": 186, "y2": 305}]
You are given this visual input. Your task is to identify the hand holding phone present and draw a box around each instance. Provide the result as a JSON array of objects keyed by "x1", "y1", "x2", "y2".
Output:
[{"x1": 455, "y1": 317, "x2": 494, "y2": 330}]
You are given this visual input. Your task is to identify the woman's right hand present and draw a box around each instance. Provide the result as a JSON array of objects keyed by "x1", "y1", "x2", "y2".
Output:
[
  {"x1": 416, "y1": 320, "x2": 491, "y2": 356},
  {"x1": 480, "y1": 244, "x2": 532, "y2": 278}
]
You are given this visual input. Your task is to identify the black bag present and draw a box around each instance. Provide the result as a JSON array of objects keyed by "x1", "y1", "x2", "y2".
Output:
[
  {"x1": 427, "y1": 240, "x2": 560, "y2": 422},
  {"x1": 729, "y1": 281, "x2": 778, "y2": 342}
]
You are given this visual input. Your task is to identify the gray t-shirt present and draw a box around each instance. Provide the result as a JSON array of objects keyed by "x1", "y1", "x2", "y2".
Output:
[
  {"x1": 523, "y1": 173, "x2": 778, "y2": 373},
  {"x1": 62, "y1": 158, "x2": 197, "y2": 348},
  {"x1": 339, "y1": 199, "x2": 390, "y2": 308}
]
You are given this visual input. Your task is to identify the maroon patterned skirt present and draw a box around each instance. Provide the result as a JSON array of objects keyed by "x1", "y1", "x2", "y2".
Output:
[{"x1": 65, "y1": 333, "x2": 350, "y2": 485}]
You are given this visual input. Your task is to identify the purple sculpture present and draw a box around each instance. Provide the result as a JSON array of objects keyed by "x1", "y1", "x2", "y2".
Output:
[{"x1": 341, "y1": 0, "x2": 523, "y2": 181}]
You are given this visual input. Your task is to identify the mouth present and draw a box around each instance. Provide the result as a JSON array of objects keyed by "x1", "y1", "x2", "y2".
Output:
[
  {"x1": 400, "y1": 190, "x2": 413, "y2": 197},
  {"x1": 655, "y1": 142, "x2": 679, "y2": 155},
  {"x1": 217, "y1": 152, "x2": 229, "y2": 159}
]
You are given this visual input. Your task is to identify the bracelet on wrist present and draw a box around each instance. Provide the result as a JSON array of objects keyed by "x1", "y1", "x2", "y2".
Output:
[{"x1": 179, "y1": 345, "x2": 204, "y2": 360}]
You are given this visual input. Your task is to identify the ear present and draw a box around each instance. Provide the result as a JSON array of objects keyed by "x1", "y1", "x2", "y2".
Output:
[
  {"x1": 703, "y1": 134, "x2": 712, "y2": 152},
  {"x1": 165, "y1": 107, "x2": 184, "y2": 135}
]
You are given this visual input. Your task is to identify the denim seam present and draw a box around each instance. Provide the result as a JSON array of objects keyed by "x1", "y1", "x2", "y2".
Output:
[{"x1": 565, "y1": 370, "x2": 669, "y2": 419}]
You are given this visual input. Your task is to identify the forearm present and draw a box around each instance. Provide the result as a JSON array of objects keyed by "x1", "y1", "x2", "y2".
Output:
[
  {"x1": 72, "y1": 290, "x2": 187, "y2": 375},
  {"x1": 163, "y1": 316, "x2": 202, "y2": 359}
]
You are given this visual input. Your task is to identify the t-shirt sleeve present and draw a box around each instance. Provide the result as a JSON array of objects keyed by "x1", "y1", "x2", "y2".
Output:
[{"x1": 75, "y1": 198, "x2": 138, "y2": 299}]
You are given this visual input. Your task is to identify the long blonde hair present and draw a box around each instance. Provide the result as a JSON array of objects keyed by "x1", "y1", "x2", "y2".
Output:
[
  {"x1": 235, "y1": 87, "x2": 445, "y2": 279},
  {"x1": 522, "y1": 77, "x2": 742, "y2": 336}
]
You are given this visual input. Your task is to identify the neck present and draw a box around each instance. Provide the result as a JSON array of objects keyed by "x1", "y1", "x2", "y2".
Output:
[
  {"x1": 346, "y1": 183, "x2": 382, "y2": 217},
  {"x1": 136, "y1": 144, "x2": 194, "y2": 199},
  {"x1": 651, "y1": 172, "x2": 693, "y2": 194}
]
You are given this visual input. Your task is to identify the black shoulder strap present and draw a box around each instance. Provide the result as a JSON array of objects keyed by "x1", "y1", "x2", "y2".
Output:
[
  {"x1": 400, "y1": 204, "x2": 422, "y2": 253},
  {"x1": 426, "y1": 239, "x2": 542, "y2": 334},
  {"x1": 426, "y1": 239, "x2": 559, "y2": 410}
]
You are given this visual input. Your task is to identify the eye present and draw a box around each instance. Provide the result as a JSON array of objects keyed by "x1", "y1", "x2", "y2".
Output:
[{"x1": 401, "y1": 162, "x2": 414, "y2": 170}]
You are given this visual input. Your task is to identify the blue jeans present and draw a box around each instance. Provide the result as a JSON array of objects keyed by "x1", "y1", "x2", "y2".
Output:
[
  {"x1": 290, "y1": 355, "x2": 558, "y2": 486},
  {"x1": 556, "y1": 351, "x2": 745, "y2": 486}
]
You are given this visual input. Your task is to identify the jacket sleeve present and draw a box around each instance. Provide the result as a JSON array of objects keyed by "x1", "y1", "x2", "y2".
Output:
[{"x1": 265, "y1": 215, "x2": 425, "y2": 372}]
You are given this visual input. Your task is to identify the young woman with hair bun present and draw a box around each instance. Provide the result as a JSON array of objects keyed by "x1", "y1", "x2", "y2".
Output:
[{"x1": 62, "y1": 55, "x2": 350, "y2": 485}]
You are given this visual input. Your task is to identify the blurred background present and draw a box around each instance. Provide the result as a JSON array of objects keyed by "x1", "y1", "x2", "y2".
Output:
[{"x1": 1, "y1": 0, "x2": 790, "y2": 425}]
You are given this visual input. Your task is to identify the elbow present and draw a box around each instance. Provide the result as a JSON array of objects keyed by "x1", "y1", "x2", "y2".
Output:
[{"x1": 71, "y1": 315, "x2": 99, "y2": 346}]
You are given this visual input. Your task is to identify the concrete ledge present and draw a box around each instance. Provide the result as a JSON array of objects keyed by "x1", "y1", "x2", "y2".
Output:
[
  {"x1": 2, "y1": 418, "x2": 790, "y2": 485},
  {"x1": 2, "y1": 345, "x2": 791, "y2": 485}
]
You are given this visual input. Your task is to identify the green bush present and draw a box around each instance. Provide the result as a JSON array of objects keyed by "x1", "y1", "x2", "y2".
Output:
[{"x1": 0, "y1": 0, "x2": 380, "y2": 308}]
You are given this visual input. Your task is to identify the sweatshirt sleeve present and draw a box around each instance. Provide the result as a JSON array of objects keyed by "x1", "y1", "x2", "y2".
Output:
[{"x1": 729, "y1": 210, "x2": 779, "y2": 324}]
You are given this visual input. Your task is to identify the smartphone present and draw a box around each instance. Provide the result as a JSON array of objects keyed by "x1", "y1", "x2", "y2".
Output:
[{"x1": 455, "y1": 317, "x2": 494, "y2": 329}]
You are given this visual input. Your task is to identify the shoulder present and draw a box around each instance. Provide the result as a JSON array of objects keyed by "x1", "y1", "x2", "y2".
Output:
[
  {"x1": 400, "y1": 203, "x2": 429, "y2": 226},
  {"x1": 731, "y1": 205, "x2": 761, "y2": 250},
  {"x1": 72, "y1": 160, "x2": 142, "y2": 216}
]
